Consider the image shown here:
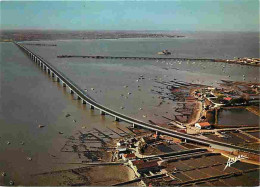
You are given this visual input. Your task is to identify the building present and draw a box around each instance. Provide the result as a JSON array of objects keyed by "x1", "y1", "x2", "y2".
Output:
[
  {"x1": 122, "y1": 153, "x2": 136, "y2": 161},
  {"x1": 117, "y1": 147, "x2": 131, "y2": 158},
  {"x1": 223, "y1": 97, "x2": 232, "y2": 101},
  {"x1": 195, "y1": 122, "x2": 211, "y2": 129},
  {"x1": 131, "y1": 160, "x2": 161, "y2": 177}
]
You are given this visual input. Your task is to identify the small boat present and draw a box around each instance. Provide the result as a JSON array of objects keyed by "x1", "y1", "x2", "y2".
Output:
[
  {"x1": 158, "y1": 50, "x2": 171, "y2": 55},
  {"x1": 9, "y1": 181, "x2": 14, "y2": 186},
  {"x1": 27, "y1": 157, "x2": 32, "y2": 161}
]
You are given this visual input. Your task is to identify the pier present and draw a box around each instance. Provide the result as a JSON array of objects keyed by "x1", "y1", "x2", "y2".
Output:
[
  {"x1": 14, "y1": 42, "x2": 260, "y2": 155},
  {"x1": 57, "y1": 55, "x2": 215, "y2": 62}
]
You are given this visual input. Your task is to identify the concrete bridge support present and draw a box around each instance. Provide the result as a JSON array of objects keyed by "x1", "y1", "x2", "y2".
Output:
[
  {"x1": 77, "y1": 95, "x2": 81, "y2": 100},
  {"x1": 62, "y1": 82, "x2": 66, "y2": 87},
  {"x1": 82, "y1": 100, "x2": 87, "y2": 104},
  {"x1": 115, "y1": 117, "x2": 120, "y2": 122},
  {"x1": 100, "y1": 110, "x2": 106, "y2": 115},
  {"x1": 70, "y1": 88, "x2": 74, "y2": 94},
  {"x1": 90, "y1": 105, "x2": 94, "y2": 110}
]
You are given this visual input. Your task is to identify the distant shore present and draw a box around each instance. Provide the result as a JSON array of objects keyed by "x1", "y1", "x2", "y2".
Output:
[{"x1": 0, "y1": 30, "x2": 185, "y2": 42}]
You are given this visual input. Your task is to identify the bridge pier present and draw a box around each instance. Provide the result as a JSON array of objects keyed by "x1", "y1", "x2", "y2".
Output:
[
  {"x1": 70, "y1": 88, "x2": 74, "y2": 94},
  {"x1": 77, "y1": 95, "x2": 81, "y2": 100},
  {"x1": 56, "y1": 77, "x2": 60, "y2": 82},
  {"x1": 115, "y1": 117, "x2": 120, "y2": 122},
  {"x1": 82, "y1": 100, "x2": 86, "y2": 104},
  {"x1": 62, "y1": 82, "x2": 66, "y2": 87},
  {"x1": 100, "y1": 110, "x2": 106, "y2": 115},
  {"x1": 90, "y1": 105, "x2": 94, "y2": 110},
  {"x1": 51, "y1": 72, "x2": 55, "y2": 77},
  {"x1": 132, "y1": 123, "x2": 135, "y2": 128}
]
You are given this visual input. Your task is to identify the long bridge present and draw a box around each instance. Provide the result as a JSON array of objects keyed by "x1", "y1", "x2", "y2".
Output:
[{"x1": 14, "y1": 42, "x2": 260, "y2": 155}]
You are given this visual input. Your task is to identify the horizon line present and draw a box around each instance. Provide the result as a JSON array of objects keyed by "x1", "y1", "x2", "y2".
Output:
[{"x1": 0, "y1": 29, "x2": 259, "y2": 33}]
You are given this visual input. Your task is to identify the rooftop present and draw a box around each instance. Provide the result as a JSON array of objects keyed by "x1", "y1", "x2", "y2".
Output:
[
  {"x1": 123, "y1": 153, "x2": 136, "y2": 158},
  {"x1": 135, "y1": 161, "x2": 159, "y2": 170},
  {"x1": 223, "y1": 97, "x2": 232, "y2": 101},
  {"x1": 197, "y1": 122, "x2": 211, "y2": 127}
]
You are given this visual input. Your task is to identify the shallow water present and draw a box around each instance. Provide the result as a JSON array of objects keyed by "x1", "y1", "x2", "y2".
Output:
[
  {"x1": 217, "y1": 108, "x2": 259, "y2": 126},
  {"x1": 0, "y1": 42, "x2": 132, "y2": 185},
  {"x1": 22, "y1": 34, "x2": 259, "y2": 124}
]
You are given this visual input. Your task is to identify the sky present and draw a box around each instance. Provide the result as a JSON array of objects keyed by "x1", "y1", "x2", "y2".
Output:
[{"x1": 1, "y1": 0, "x2": 259, "y2": 31}]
